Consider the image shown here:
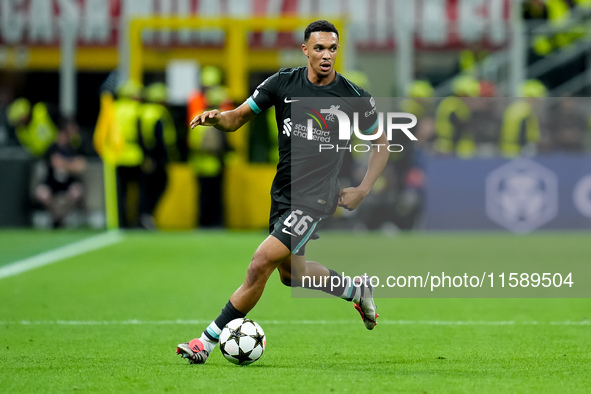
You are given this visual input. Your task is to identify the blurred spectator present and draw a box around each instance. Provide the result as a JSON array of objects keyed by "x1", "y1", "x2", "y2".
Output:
[
  {"x1": 0, "y1": 86, "x2": 17, "y2": 147},
  {"x1": 401, "y1": 80, "x2": 435, "y2": 120},
  {"x1": 187, "y1": 66, "x2": 233, "y2": 228},
  {"x1": 530, "y1": 0, "x2": 585, "y2": 57},
  {"x1": 479, "y1": 81, "x2": 497, "y2": 98},
  {"x1": 461, "y1": 81, "x2": 501, "y2": 157},
  {"x1": 376, "y1": 80, "x2": 434, "y2": 229},
  {"x1": 112, "y1": 80, "x2": 144, "y2": 228},
  {"x1": 523, "y1": 0, "x2": 548, "y2": 20},
  {"x1": 338, "y1": 75, "x2": 427, "y2": 231},
  {"x1": 93, "y1": 80, "x2": 145, "y2": 228},
  {"x1": 138, "y1": 82, "x2": 179, "y2": 229},
  {"x1": 574, "y1": 0, "x2": 591, "y2": 9},
  {"x1": 338, "y1": 70, "x2": 372, "y2": 186},
  {"x1": 401, "y1": 80, "x2": 437, "y2": 154},
  {"x1": 458, "y1": 47, "x2": 489, "y2": 77},
  {"x1": 499, "y1": 79, "x2": 546, "y2": 157},
  {"x1": 546, "y1": 97, "x2": 589, "y2": 153},
  {"x1": 434, "y1": 75, "x2": 480, "y2": 158},
  {"x1": 35, "y1": 120, "x2": 86, "y2": 228},
  {"x1": 7, "y1": 97, "x2": 59, "y2": 157}
]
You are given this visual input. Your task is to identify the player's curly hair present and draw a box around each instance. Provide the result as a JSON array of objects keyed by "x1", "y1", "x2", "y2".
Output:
[{"x1": 304, "y1": 20, "x2": 339, "y2": 42}]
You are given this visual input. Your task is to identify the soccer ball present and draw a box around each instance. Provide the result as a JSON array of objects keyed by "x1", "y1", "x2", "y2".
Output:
[{"x1": 219, "y1": 318, "x2": 266, "y2": 365}]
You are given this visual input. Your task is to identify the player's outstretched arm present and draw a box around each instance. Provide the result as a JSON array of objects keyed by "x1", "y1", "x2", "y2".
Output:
[
  {"x1": 190, "y1": 101, "x2": 256, "y2": 132},
  {"x1": 338, "y1": 129, "x2": 390, "y2": 211}
]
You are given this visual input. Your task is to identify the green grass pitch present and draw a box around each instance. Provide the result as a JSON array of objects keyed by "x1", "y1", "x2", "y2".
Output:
[{"x1": 0, "y1": 230, "x2": 589, "y2": 393}]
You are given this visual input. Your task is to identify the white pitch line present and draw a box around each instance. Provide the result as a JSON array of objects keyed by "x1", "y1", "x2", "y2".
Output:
[
  {"x1": 0, "y1": 231, "x2": 123, "y2": 280},
  {"x1": 0, "y1": 319, "x2": 588, "y2": 326}
]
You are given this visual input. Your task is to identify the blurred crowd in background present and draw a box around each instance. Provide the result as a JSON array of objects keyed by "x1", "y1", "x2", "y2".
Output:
[{"x1": 0, "y1": 0, "x2": 590, "y2": 231}]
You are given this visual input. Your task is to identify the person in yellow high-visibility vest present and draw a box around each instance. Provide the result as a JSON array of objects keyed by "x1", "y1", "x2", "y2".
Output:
[
  {"x1": 499, "y1": 79, "x2": 547, "y2": 157},
  {"x1": 387, "y1": 80, "x2": 434, "y2": 229},
  {"x1": 574, "y1": 0, "x2": 591, "y2": 9},
  {"x1": 110, "y1": 80, "x2": 144, "y2": 228},
  {"x1": 187, "y1": 66, "x2": 234, "y2": 228},
  {"x1": 401, "y1": 80, "x2": 435, "y2": 121},
  {"x1": 434, "y1": 75, "x2": 480, "y2": 158},
  {"x1": 546, "y1": 96, "x2": 588, "y2": 153},
  {"x1": 458, "y1": 47, "x2": 489, "y2": 77},
  {"x1": 7, "y1": 98, "x2": 59, "y2": 157},
  {"x1": 531, "y1": 0, "x2": 585, "y2": 57},
  {"x1": 137, "y1": 82, "x2": 179, "y2": 229}
]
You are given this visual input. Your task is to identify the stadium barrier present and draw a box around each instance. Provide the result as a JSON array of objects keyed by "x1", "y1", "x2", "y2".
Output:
[{"x1": 423, "y1": 155, "x2": 591, "y2": 232}]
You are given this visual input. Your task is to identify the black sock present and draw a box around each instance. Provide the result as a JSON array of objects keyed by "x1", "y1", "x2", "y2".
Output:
[
  {"x1": 203, "y1": 300, "x2": 246, "y2": 342},
  {"x1": 301, "y1": 269, "x2": 354, "y2": 300}
]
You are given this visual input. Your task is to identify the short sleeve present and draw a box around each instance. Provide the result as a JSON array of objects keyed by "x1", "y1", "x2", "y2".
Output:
[
  {"x1": 357, "y1": 93, "x2": 378, "y2": 135},
  {"x1": 246, "y1": 72, "x2": 281, "y2": 115}
]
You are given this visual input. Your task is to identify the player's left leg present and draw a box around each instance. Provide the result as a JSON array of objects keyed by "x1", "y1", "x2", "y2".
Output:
[
  {"x1": 277, "y1": 254, "x2": 378, "y2": 329},
  {"x1": 177, "y1": 235, "x2": 290, "y2": 364}
]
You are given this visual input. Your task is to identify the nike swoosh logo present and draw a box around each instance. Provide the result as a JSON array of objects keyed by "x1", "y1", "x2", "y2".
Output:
[
  {"x1": 282, "y1": 228, "x2": 297, "y2": 237},
  {"x1": 284, "y1": 98, "x2": 299, "y2": 103}
]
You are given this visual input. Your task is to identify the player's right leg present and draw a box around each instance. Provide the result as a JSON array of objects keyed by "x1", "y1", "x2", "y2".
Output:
[
  {"x1": 278, "y1": 255, "x2": 378, "y2": 330},
  {"x1": 177, "y1": 235, "x2": 290, "y2": 364},
  {"x1": 272, "y1": 205, "x2": 378, "y2": 330}
]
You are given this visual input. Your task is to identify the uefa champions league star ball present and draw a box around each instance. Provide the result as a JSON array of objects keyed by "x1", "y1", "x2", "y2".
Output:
[{"x1": 219, "y1": 318, "x2": 266, "y2": 365}]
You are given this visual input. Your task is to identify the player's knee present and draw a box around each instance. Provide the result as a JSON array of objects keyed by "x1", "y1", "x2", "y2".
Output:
[
  {"x1": 245, "y1": 260, "x2": 264, "y2": 281},
  {"x1": 246, "y1": 252, "x2": 277, "y2": 284},
  {"x1": 278, "y1": 268, "x2": 293, "y2": 287}
]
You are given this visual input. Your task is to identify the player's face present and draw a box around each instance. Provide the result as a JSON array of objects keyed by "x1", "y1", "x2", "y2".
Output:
[{"x1": 302, "y1": 32, "x2": 339, "y2": 81}]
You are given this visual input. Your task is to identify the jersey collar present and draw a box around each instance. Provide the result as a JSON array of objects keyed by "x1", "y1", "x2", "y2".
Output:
[{"x1": 304, "y1": 68, "x2": 341, "y2": 90}]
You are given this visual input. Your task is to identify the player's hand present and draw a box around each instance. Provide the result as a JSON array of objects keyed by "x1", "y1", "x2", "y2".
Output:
[
  {"x1": 338, "y1": 187, "x2": 368, "y2": 211},
  {"x1": 190, "y1": 110, "x2": 222, "y2": 129}
]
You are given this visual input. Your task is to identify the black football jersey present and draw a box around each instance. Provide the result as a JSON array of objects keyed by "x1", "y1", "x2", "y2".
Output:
[{"x1": 247, "y1": 66, "x2": 378, "y2": 215}]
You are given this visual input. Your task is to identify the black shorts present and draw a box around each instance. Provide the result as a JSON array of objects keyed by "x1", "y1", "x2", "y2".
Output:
[{"x1": 269, "y1": 199, "x2": 324, "y2": 256}]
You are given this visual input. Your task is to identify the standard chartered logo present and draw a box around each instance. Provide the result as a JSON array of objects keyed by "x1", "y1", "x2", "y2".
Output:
[
  {"x1": 293, "y1": 123, "x2": 330, "y2": 142},
  {"x1": 282, "y1": 118, "x2": 291, "y2": 137}
]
